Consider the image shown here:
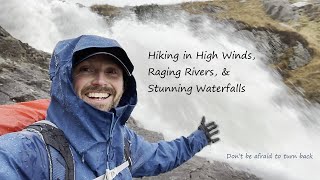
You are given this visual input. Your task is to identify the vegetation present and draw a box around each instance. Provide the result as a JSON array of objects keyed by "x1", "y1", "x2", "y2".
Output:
[{"x1": 182, "y1": 0, "x2": 320, "y2": 103}]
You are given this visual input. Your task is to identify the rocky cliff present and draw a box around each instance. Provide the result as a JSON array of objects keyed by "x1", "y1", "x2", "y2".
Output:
[{"x1": 0, "y1": 26, "x2": 50, "y2": 104}]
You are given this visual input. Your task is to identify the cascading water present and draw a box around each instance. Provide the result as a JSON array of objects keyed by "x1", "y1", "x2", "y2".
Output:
[{"x1": 1, "y1": 0, "x2": 319, "y2": 179}]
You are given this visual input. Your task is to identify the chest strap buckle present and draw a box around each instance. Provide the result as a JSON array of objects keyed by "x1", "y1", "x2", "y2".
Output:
[{"x1": 93, "y1": 161, "x2": 129, "y2": 180}]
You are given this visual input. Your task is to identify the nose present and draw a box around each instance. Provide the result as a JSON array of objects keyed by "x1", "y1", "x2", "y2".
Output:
[{"x1": 91, "y1": 71, "x2": 108, "y2": 86}]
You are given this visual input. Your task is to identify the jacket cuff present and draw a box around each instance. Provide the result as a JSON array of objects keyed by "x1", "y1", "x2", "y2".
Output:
[{"x1": 189, "y1": 129, "x2": 209, "y2": 153}]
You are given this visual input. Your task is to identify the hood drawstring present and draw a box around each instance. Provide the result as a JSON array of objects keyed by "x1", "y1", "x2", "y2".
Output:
[{"x1": 81, "y1": 154, "x2": 85, "y2": 163}]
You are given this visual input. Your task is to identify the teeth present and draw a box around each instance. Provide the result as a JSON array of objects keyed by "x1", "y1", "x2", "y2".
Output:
[{"x1": 87, "y1": 93, "x2": 111, "y2": 98}]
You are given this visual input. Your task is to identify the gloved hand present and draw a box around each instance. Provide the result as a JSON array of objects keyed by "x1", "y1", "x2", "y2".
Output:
[{"x1": 198, "y1": 116, "x2": 220, "y2": 144}]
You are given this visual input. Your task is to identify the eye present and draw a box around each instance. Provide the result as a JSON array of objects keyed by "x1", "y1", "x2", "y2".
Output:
[
  {"x1": 105, "y1": 68, "x2": 119, "y2": 75},
  {"x1": 80, "y1": 66, "x2": 94, "y2": 72},
  {"x1": 110, "y1": 70, "x2": 117, "y2": 74}
]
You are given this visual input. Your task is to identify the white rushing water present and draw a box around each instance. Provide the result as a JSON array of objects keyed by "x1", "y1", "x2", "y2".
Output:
[{"x1": 1, "y1": 0, "x2": 320, "y2": 179}]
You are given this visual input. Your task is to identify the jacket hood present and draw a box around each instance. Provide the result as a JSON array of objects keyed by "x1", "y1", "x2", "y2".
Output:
[{"x1": 46, "y1": 35, "x2": 137, "y2": 174}]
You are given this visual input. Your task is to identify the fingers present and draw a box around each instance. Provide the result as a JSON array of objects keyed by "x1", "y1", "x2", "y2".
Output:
[
  {"x1": 211, "y1": 137, "x2": 220, "y2": 144},
  {"x1": 205, "y1": 122, "x2": 217, "y2": 131},
  {"x1": 201, "y1": 116, "x2": 206, "y2": 125},
  {"x1": 199, "y1": 116, "x2": 221, "y2": 144},
  {"x1": 207, "y1": 124, "x2": 218, "y2": 131},
  {"x1": 209, "y1": 130, "x2": 219, "y2": 137}
]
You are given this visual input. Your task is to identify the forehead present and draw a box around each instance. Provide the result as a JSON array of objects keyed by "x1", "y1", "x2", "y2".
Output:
[{"x1": 75, "y1": 54, "x2": 122, "y2": 68}]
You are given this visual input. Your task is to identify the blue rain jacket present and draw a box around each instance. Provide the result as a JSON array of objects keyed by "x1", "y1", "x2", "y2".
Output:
[{"x1": 0, "y1": 35, "x2": 209, "y2": 179}]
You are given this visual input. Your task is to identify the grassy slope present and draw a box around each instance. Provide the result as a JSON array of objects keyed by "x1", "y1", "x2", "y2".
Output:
[{"x1": 181, "y1": 0, "x2": 320, "y2": 102}]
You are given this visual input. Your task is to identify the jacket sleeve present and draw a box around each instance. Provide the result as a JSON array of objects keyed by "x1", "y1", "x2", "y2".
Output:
[
  {"x1": 125, "y1": 127, "x2": 209, "y2": 177},
  {"x1": 0, "y1": 132, "x2": 49, "y2": 180}
]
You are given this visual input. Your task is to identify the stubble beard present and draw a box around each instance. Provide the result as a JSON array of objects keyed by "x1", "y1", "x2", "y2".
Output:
[
  {"x1": 95, "y1": 92, "x2": 123, "y2": 112},
  {"x1": 81, "y1": 85, "x2": 124, "y2": 112}
]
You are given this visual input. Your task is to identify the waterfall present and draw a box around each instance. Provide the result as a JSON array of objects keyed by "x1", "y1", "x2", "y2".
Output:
[{"x1": 1, "y1": 0, "x2": 319, "y2": 179}]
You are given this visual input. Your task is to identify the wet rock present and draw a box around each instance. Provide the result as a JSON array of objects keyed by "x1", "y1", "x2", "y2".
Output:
[
  {"x1": 262, "y1": 0, "x2": 297, "y2": 22},
  {"x1": 76, "y1": 3, "x2": 86, "y2": 8},
  {"x1": 292, "y1": 1, "x2": 320, "y2": 22},
  {"x1": 0, "y1": 26, "x2": 11, "y2": 37},
  {"x1": 237, "y1": 25, "x2": 309, "y2": 65},
  {"x1": 201, "y1": 4, "x2": 224, "y2": 14},
  {"x1": 131, "y1": 4, "x2": 182, "y2": 23},
  {"x1": 0, "y1": 92, "x2": 10, "y2": 103},
  {"x1": 305, "y1": 3, "x2": 320, "y2": 22},
  {"x1": 133, "y1": 4, "x2": 165, "y2": 21},
  {"x1": 0, "y1": 27, "x2": 27, "y2": 61},
  {"x1": 91, "y1": 4, "x2": 122, "y2": 20},
  {"x1": 10, "y1": 94, "x2": 37, "y2": 103},
  {"x1": 91, "y1": 3, "x2": 221, "y2": 25},
  {"x1": 0, "y1": 27, "x2": 50, "y2": 104},
  {"x1": 288, "y1": 41, "x2": 312, "y2": 69},
  {"x1": 292, "y1": 1, "x2": 313, "y2": 11},
  {"x1": 180, "y1": 1, "x2": 224, "y2": 16},
  {"x1": 248, "y1": 30, "x2": 285, "y2": 64}
]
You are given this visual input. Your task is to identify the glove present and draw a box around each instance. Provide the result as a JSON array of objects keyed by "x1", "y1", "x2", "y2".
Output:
[{"x1": 198, "y1": 116, "x2": 220, "y2": 144}]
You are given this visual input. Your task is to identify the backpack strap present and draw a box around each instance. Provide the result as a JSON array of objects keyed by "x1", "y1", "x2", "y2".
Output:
[
  {"x1": 25, "y1": 120, "x2": 75, "y2": 180},
  {"x1": 124, "y1": 137, "x2": 132, "y2": 168}
]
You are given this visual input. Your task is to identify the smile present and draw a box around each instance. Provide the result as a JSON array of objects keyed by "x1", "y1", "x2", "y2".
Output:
[{"x1": 86, "y1": 92, "x2": 111, "y2": 100}]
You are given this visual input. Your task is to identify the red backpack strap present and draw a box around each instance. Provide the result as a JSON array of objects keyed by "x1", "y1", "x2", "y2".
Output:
[{"x1": 0, "y1": 99, "x2": 50, "y2": 135}]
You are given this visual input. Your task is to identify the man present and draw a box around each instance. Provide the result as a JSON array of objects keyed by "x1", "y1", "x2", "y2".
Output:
[{"x1": 0, "y1": 35, "x2": 219, "y2": 179}]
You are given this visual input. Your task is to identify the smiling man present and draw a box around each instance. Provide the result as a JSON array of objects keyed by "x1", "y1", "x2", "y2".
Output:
[
  {"x1": 72, "y1": 54, "x2": 125, "y2": 111},
  {"x1": 0, "y1": 35, "x2": 220, "y2": 180}
]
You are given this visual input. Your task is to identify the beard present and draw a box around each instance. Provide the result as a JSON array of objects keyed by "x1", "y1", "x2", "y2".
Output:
[
  {"x1": 93, "y1": 94, "x2": 122, "y2": 111},
  {"x1": 80, "y1": 85, "x2": 123, "y2": 112}
]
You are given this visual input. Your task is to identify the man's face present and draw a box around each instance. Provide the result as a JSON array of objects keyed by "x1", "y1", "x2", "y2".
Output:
[{"x1": 72, "y1": 54, "x2": 124, "y2": 112}]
